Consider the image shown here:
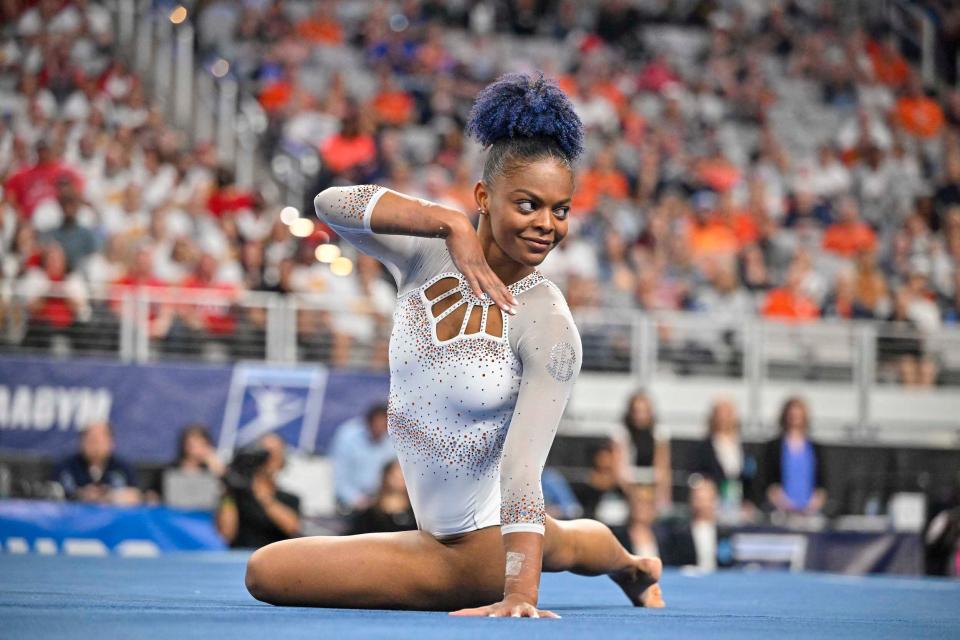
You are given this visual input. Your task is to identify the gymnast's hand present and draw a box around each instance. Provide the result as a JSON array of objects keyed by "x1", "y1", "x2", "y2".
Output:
[
  {"x1": 445, "y1": 215, "x2": 518, "y2": 315},
  {"x1": 448, "y1": 593, "x2": 559, "y2": 619}
]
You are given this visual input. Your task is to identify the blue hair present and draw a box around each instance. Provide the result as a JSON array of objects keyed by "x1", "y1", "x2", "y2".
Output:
[{"x1": 466, "y1": 73, "x2": 584, "y2": 183}]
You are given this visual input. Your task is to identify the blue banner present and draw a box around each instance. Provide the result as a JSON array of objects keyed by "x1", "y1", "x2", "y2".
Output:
[
  {"x1": 0, "y1": 499, "x2": 225, "y2": 555},
  {"x1": 0, "y1": 357, "x2": 390, "y2": 461}
]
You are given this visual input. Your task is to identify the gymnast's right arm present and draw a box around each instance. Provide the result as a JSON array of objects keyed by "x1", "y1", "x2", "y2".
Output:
[{"x1": 313, "y1": 185, "x2": 516, "y2": 312}]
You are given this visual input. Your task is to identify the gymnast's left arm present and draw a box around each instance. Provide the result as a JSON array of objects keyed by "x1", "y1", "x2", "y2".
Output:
[{"x1": 451, "y1": 299, "x2": 582, "y2": 618}]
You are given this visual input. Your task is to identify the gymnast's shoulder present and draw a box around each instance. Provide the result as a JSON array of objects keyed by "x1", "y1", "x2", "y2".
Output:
[{"x1": 512, "y1": 275, "x2": 581, "y2": 343}]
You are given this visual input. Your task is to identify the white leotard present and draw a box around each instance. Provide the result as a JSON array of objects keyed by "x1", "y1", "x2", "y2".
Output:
[{"x1": 315, "y1": 185, "x2": 582, "y2": 537}]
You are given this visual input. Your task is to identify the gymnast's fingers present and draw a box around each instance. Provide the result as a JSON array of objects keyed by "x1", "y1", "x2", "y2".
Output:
[
  {"x1": 448, "y1": 605, "x2": 491, "y2": 617},
  {"x1": 477, "y1": 267, "x2": 516, "y2": 315}
]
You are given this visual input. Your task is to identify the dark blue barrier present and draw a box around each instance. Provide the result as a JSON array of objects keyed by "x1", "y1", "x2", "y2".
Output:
[
  {"x1": 0, "y1": 499, "x2": 225, "y2": 555},
  {"x1": 0, "y1": 357, "x2": 390, "y2": 461}
]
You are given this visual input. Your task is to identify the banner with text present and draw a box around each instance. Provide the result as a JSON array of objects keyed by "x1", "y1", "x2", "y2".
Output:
[{"x1": 0, "y1": 357, "x2": 390, "y2": 461}]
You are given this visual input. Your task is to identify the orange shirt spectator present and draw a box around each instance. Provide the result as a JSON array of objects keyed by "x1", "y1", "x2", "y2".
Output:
[
  {"x1": 731, "y1": 212, "x2": 760, "y2": 247},
  {"x1": 690, "y1": 218, "x2": 739, "y2": 261},
  {"x1": 895, "y1": 95, "x2": 944, "y2": 138},
  {"x1": 320, "y1": 132, "x2": 376, "y2": 175},
  {"x1": 259, "y1": 80, "x2": 293, "y2": 113},
  {"x1": 296, "y1": 15, "x2": 342, "y2": 46},
  {"x1": 697, "y1": 157, "x2": 741, "y2": 193},
  {"x1": 762, "y1": 288, "x2": 820, "y2": 322},
  {"x1": 371, "y1": 89, "x2": 415, "y2": 126},
  {"x1": 823, "y1": 221, "x2": 877, "y2": 258},
  {"x1": 573, "y1": 168, "x2": 629, "y2": 213},
  {"x1": 867, "y1": 40, "x2": 910, "y2": 88}
]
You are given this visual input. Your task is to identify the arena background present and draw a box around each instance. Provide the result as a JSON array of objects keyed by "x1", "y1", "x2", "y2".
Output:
[{"x1": 1, "y1": 1, "x2": 959, "y2": 638}]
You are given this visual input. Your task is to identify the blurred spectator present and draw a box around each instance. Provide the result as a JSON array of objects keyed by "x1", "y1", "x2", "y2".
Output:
[
  {"x1": 348, "y1": 459, "x2": 416, "y2": 535},
  {"x1": 3, "y1": 139, "x2": 82, "y2": 219},
  {"x1": 924, "y1": 487, "x2": 960, "y2": 576},
  {"x1": 895, "y1": 74, "x2": 945, "y2": 140},
  {"x1": 618, "y1": 390, "x2": 671, "y2": 506},
  {"x1": 761, "y1": 262, "x2": 820, "y2": 322},
  {"x1": 542, "y1": 467, "x2": 582, "y2": 521},
  {"x1": 319, "y1": 111, "x2": 376, "y2": 178},
  {"x1": 52, "y1": 421, "x2": 140, "y2": 505},
  {"x1": 45, "y1": 177, "x2": 98, "y2": 270},
  {"x1": 173, "y1": 253, "x2": 240, "y2": 350},
  {"x1": 693, "y1": 398, "x2": 757, "y2": 518},
  {"x1": 613, "y1": 484, "x2": 665, "y2": 559},
  {"x1": 762, "y1": 397, "x2": 828, "y2": 515},
  {"x1": 216, "y1": 434, "x2": 301, "y2": 549},
  {"x1": 17, "y1": 241, "x2": 90, "y2": 350},
  {"x1": 330, "y1": 403, "x2": 396, "y2": 513},
  {"x1": 147, "y1": 424, "x2": 224, "y2": 508},
  {"x1": 879, "y1": 282, "x2": 939, "y2": 386},
  {"x1": 822, "y1": 197, "x2": 877, "y2": 259},
  {"x1": 571, "y1": 439, "x2": 628, "y2": 526},
  {"x1": 692, "y1": 260, "x2": 753, "y2": 369},
  {"x1": 659, "y1": 476, "x2": 729, "y2": 571}
]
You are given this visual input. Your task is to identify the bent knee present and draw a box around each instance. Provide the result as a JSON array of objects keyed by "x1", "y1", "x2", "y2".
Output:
[{"x1": 245, "y1": 545, "x2": 279, "y2": 604}]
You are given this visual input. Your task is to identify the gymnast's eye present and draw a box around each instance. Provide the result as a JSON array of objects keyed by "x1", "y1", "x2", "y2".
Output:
[
  {"x1": 516, "y1": 200, "x2": 536, "y2": 213},
  {"x1": 553, "y1": 206, "x2": 570, "y2": 220}
]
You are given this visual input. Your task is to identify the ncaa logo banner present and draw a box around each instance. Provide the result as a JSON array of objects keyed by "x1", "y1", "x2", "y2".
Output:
[{"x1": 217, "y1": 363, "x2": 330, "y2": 455}]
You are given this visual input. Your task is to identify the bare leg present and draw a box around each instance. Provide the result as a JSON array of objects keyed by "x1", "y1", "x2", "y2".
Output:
[
  {"x1": 244, "y1": 526, "x2": 504, "y2": 610},
  {"x1": 543, "y1": 516, "x2": 665, "y2": 608}
]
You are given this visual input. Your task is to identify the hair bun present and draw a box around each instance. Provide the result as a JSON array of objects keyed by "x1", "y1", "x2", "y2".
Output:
[{"x1": 466, "y1": 72, "x2": 584, "y2": 162}]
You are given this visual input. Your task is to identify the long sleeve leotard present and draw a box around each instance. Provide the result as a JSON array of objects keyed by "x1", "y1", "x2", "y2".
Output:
[{"x1": 315, "y1": 185, "x2": 582, "y2": 537}]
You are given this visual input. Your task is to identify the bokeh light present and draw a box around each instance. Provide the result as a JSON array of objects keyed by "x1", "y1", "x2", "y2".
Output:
[
  {"x1": 330, "y1": 256, "x2": 353, "y2": 276},
  {"x1": 169, "y1": 5, "x2": 188, "y2": 24},
  {"x1": 288, "y1": 218, "x2": 314, "y2": 238},
  {"x1": 279, "y1": 206, "x2": 299, "y2": 225},
  {"x1": 315, "y1": 244, "x2": 341, "y2": 263}
]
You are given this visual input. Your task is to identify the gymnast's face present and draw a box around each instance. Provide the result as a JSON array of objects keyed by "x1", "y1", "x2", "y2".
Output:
[{"x1": 476, "y1": 157, "x2": 574, "y2": 267}]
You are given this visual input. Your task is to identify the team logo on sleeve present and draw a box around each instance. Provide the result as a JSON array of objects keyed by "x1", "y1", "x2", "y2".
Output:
[{"x1": 546, "y1": 342, "x2": 576, "y2": 382}]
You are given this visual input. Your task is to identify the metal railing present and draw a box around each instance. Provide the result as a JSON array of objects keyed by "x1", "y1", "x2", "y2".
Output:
[{"x1": 3, "y1": 282, "x2": 960, "y2": 377}]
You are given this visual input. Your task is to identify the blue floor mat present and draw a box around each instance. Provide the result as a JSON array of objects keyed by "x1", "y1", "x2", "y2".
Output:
[{"x1": 1, "y1": 552, "x2": 958, "y2": 639}]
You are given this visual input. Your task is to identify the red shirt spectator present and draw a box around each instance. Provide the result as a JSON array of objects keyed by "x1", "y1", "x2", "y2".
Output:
[
  {"x1": 867, "y1": 38, "x2": 910, "y2": 88},
  {"x1": 4, "y1": 143, "x2": 83, "y2": 218},
  {"x1": 180, "y1": 254, "x2": 238, "y2": 335}
]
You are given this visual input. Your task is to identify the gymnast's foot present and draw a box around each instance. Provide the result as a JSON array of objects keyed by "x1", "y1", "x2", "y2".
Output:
[{"x1": 610, "y1": 556, "x2": 665, "y2": 608}]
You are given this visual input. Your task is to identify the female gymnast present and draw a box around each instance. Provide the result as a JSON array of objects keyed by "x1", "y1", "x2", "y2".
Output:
[{"x1": 244, "y1": 73, "x2": 664, "y2": 618}]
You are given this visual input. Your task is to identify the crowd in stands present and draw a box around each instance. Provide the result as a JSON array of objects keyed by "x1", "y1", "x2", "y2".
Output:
[{"x1": 2, "y1": 0, "x2": 959, "y2": 382}]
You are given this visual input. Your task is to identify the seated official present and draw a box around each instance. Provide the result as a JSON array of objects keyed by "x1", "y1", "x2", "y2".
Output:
[
  {"x1": 52, "y1": 421, "x2": 141, "y2": 505},
  {"x1": 348, "y1": 459, "x2": 416, "y2": 535},
  {"x1": 153, "y1": 424, "x2": 226, "y2": 509},
  {"x1": 216, "y1": 434, "x2": 301, "y2": 549},
  {"x1": 659, "y1": 476, "x2": 731, "y2": 572},
  {"x1": 571, "y1": 439, "x2": 629, "y2": 526},
  {"x1": 613, "y1": 484, "x2": 668, "y2": 558},
  {"x1": 329, "y1": 403, "x2": 396, "y2": 514}
]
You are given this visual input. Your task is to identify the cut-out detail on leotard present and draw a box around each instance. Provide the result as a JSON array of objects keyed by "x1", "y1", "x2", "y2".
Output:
[{"x1": 418, "y1": 273, "x2": 533, "y2": 343}]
